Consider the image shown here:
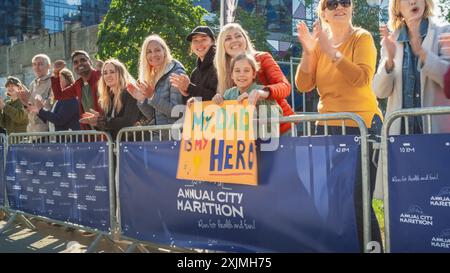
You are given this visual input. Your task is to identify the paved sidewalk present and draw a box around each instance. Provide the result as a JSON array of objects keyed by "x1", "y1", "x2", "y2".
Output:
[{"x1": 0, "y1": 216, "x2": 128, "y2": 253}]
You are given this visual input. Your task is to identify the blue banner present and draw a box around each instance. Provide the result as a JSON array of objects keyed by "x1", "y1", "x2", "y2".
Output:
[
  {"x1": 119, "y1": 136, "x2": 360, "y2": 252},
  {"x1": 0, "y1": 144, "x2": 4, "y2": 207},
  {"x1": 5, "y1": 143, "x2": 111, "y2": 232},
  {"x1": 388, "y1": 134, "x2": 450, "y2": 252}
]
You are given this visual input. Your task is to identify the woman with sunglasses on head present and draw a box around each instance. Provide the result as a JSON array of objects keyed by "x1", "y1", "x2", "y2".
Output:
[
  {"x1": 295, "y1": 0, "x2": 383, "y2": 252},
  {"x1": 373, "y1": 0, "x2": 450, "y2": 135}
]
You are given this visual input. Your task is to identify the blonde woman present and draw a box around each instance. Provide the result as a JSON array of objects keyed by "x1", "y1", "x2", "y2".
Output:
[
  {"x1": 373, "y1": 0, "x2": 450, "y2": 134},
  {"x1": 127, "y1": 34, "x2": 186, "y2": 125},
  {"x1": 84, "y1": 58, "x2": 142, "y2": 139},
  {"x1": 212, "y1": 23, "x2": 294, "y2": 135},
  {"x1": 295, "y1": 0, "x2": 383, "y2": 251}
]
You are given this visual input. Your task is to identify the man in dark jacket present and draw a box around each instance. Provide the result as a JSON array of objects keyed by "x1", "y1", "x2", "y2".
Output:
[{"x1": 170, "y1": 26, "x2": 218, "y2": 104}]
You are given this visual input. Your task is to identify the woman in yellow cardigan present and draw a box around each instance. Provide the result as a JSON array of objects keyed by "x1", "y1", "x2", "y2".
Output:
[{"x1": 295, "y1": 0, "x2": 382, "y2": 252}]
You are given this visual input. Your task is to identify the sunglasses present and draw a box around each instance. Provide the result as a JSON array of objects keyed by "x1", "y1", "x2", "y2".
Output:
[{"x1": 325, "y1": 0, "x2": 352, "y2": 10}]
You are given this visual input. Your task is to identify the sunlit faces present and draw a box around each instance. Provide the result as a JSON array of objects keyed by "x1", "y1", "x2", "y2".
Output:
[
  {"x1": 60, "y1": 75, "x2": 70, "y2": 90},
  {"x1": 224, "y1": 29, "x2": 248, "y2": 58},
  {"x1": 231, "y1": 59, "x2": 256, "y2": 91},
  {"x1": 146, "y1": 41, "x2": 166, "y2": 69},
  {"x1": 32, "y1": 57, "x2": 50, "y2": 78},
  {"x1": 102, "y1": 63, "x2": 119, "y2": 89},
  {"x1": 323, "y1": 0, "x2": 353, "y2": 25},
  {"x1": 399, "y1": 0, "x2": 425, "y2": 21},
  {"x1": 190, "y1": 34, "x2": 214, "y2": 60},
  {"x1": 5, "y1": 84, "x2": 19, "y2": 99},
  {"x1": 72, "y1": 54, "x2": 91, "y2": 76}
]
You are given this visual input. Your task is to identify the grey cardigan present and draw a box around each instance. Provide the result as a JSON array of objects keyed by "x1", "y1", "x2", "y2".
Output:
[{"x1": 137, "y1": 60, "x2": 186, "y2": 125}]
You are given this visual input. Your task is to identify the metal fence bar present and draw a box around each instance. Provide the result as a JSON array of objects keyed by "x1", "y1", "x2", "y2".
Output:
[
  {"x1": 3, "y1": 130, "x2": 117, "y2": 252},
  {"x1": 381, "y1": 106, "x2": 450, "y2": 253},
  {"x1": 116, "y1": 112, "x2": 371, "y2": 252}
]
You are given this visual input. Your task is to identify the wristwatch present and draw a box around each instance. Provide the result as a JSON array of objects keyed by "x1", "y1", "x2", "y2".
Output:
[{"x1": 332, "y1": 51, "x2": 343, "y2": 63}]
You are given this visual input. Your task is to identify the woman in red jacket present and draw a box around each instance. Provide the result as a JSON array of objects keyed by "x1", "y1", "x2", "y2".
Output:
[{"x1": 213, "y1": 23, "x2": 294, "y2": 135}]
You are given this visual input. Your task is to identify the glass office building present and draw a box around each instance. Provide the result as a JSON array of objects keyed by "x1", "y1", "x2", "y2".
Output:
[{"x1": 0, "y1": 0, "x2": 43, "y2": 45}]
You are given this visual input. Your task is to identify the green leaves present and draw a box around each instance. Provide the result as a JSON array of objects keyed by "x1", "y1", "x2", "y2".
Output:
[{"x1": 97, "y1": 0, "x2": 208, "y2": 76}]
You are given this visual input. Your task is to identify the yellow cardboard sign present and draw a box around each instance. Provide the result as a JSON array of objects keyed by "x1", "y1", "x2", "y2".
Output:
[{"x1": 176, "y1": 101, "x2": 258, "y2": 185}]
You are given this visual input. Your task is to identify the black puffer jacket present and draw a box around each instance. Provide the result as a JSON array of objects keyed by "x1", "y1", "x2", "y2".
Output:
[{"x1": 183, "y1": 45, "x2": 218, "y2": 104}]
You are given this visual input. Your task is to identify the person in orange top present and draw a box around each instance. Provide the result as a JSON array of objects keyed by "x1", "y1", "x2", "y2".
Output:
[
  {"x1": 295, "y1": 0, "x2": 382, "y2": 251},
  {"x1": 212, "y1": 23, "x2": 294, "y2": 135}
]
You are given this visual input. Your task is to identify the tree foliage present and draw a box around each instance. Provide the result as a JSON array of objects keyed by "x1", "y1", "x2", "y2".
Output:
[{"x1": 96, "y1": 0, "x2": 207, "y2": 77}]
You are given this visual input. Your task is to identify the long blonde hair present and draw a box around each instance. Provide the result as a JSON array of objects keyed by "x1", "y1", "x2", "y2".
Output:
[
  {"x1": 215, "y1": 23, "x2": 256, "y2": 95},
  {"x1": 388, "y1": 0, "x2": 434, "y2": 31},
  {"x1": 138, "y1": 34, "x2": 173, "y2": 86},
  {"x1": 98, "y1": 58, "x2": 133, "y2": 113}
]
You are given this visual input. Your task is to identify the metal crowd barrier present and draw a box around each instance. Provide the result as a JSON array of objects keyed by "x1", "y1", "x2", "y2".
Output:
[
  {"x1": 0, "y1": 130, "x2": 117, "y2": 253},
  {"x1": 381, "y1": 106, "x2": 450, "y2": 253},
  {"x1": 116, "y1": 113, "x2": 373, "y2": 253}
]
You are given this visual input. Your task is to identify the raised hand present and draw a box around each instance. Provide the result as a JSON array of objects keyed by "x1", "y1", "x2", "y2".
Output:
[
  {"x1": 17, "y1": 85, "x2": 31, "y2": 106},
  {"x1": 247, "y1": 89, "x2": 269, "y2": 105},
  {"x1": 297, "y1": 20, "x2": 318, "y2": 54},
  {"x1": 53, "y1": 60, "x2": 66, "y2": 77},
  {"x1": 380, "y1": 26, "x2": 397, "y2": 62},
  {"x1": 136, "y1": 81, "x2": 155, "y2": 99},
  {"x1": 316, "y1": 20, "x2": 335, "y2": 59},
  {"x1": 169, "y1": 74, "x2": 190, "y2": 97},
  {"x1": 212, "y1": 93, "x2": 224, "y2": 105},
  {"x1": 126, "y1": 82, "x2": 147, "y2": 103}
]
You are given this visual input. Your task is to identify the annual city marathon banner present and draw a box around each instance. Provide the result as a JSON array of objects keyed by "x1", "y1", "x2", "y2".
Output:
[
  {"x1": 0, "y1": 144, "x2": 5, "y2": 207},
  {"x1": 388, "y1": 134, "x2": 450, "y2": 252},
  {"x1": 120, "y1": 136, "x2": 360, "y2": 252},
  {"x1": 177, "y1": 101, "x2": 257, "y2": 186},
  {"x1": 5, "y1": 143, "x2": 111, "y2": 232}
]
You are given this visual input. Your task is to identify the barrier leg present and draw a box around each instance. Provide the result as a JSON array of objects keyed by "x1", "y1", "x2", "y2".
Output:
[
  {"x1": 0, "y1": 213, "x2": 18, "y2": 235},
  {"x1": 86, "y1": 234, "x2": 104, "y2": 253},
  {"x1": 86, "y1": 234, "x2": 123, "y2": 253}
]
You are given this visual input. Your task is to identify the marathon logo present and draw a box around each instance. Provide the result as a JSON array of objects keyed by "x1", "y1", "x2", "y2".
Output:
[
  {"x1": 86, "y1": 195, "x2": 97, "y2": 201},
  {"x1": 38, "y1": 170, "x2": 47, "y2": 176},
  {"x1": 6, "y1": 176, "x2": 15, "y2": 181},
  {"x1": 15, "y1": 168, "x2": 21, "y2": 173},
  {"x1": 77, "y1": 204, "x2": 87, "y2": 211},
  {"x1": 399, "y1": 205, "x2": 433, "y2": 226},
  {"x1": 76, "y1": 163, "x2": 86, "y2": 169},
  {"x1": 45, "y1": 199, "x2": 54, "y2": 205},
  {"x1": 45, "y1": 161, "x2": 54, "y2": 167},
  {"x1": 52, "y1": 171, "x2": 62, "y2": 177},
  {"x1": 39, "y1": 188, "x2": 47, "y2": 194},
  {"x1": 12, "y1": 185, "x2": 21, "y2": 190},
  {"x1": 430, "y1": 187, "x2": 450, "y2": 207},
  {"x1": 68, "y1": 193, "x2": 78, "y2": 199},
  {"x1": 84, "y1": 174, "x2": 96, "y2": 180},
  {"x1": 26, "y1": 187, "x2": 34, "y2": 192},
  {"x1": 32, "y1": 178, "x2": 40, "y2": 184},
  {"x1": 52, "y1": 190, "x2": 62, "y2": 197},
  {"x1": 60, "y1": 182, "x2": 70, "y2": 188},
  {"x1": 19, "y1": 194, "x2": 28, "y2": 200},
  {"x1": 431, "y1": 229, "x2": 450, "y2": 249},
  {"x1": 94, "y1": 186, "x2": 107, "y2": 192},
  {"x1": 68, "y1": 172, "x2": 78, "y2": 179},
  {"x1": 26, "y1": 169, "x2": 34, "y2": 175},
  {"x1": 19, "y1": 160, "x2": 27, "y2": 166}
]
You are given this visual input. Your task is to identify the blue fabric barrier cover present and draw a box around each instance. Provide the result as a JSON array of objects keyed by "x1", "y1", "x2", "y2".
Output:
[
  {"x1": 388, "y1": 134, "x2": 450, "y2": 252},
  {"x1": 5, "y1": 143, "x2": 111, "y2": 232},
  {"x1": 0, "y1": 145, "x2": 5, "y2": 207},
  {"x1": 119, "y1": 136, "x2": 360, "y2": 252}
]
